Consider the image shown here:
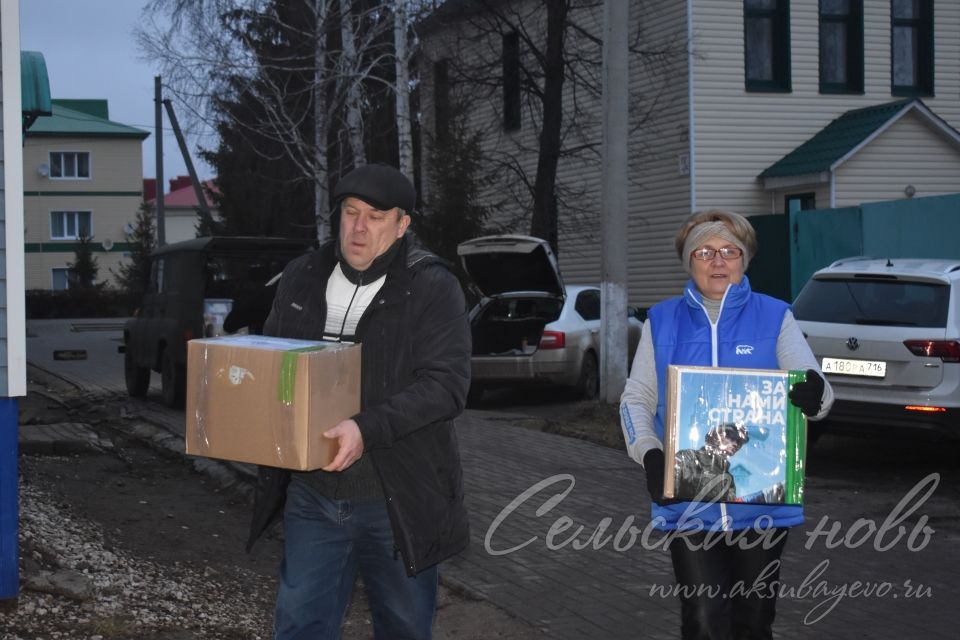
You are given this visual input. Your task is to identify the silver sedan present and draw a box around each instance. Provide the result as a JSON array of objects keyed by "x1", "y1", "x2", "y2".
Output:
[{"x1": 467, "y1": 284, "x2": 642, "y2": 402}]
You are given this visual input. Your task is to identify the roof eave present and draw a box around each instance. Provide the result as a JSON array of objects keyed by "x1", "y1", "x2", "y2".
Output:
[
  {"x1": 25, "y1": 131, "x2": 150, "y2": 140},
  {"x1": 762, "y1": 172, "x2": 830, "y2": 191},
  {"x1": 829, "y1": 99, "x2": 960, "y2": 172}
]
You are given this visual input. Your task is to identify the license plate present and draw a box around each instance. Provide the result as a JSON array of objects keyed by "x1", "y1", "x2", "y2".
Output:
[{"x1": 821, "y1": 357, "x2": 886, "y2": 378}]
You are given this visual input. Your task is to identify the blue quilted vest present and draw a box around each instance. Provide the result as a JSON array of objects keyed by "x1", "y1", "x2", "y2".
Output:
[{"x1": 648, "y1": 276, "x2": 803, "y2": 531}]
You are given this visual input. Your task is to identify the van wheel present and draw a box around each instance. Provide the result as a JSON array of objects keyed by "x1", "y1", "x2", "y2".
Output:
[
  {"x1": 124, "y1": 348, "x2": 150, "y2": 397},
  {"x1": 576, "y1": 352, "x2": 599, "y2": 399},
  {"x1": 161, "y1": 350, "x2": 186, "y2": 409}
]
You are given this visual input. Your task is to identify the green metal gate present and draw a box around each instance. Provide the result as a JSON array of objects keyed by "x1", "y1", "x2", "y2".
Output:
[{"x1": 747, "y1": 192, "x2": 960, "y2": 302}]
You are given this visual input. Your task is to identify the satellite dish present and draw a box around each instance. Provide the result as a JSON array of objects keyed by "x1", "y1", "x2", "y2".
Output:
[
  {"x1": 38, "y1": 163, "x2": 50, "y2": 177},
  {"x1": 102, "y1": 238, "x2": 114, "y2": 251},
  {"x1": 123, "y1": 222, "x2": 135, "y2": 235}
]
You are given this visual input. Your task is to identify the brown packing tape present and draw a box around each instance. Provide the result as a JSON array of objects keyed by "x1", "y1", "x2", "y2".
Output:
[{"x1": 188, "y1": 341, "x2": 211, "y2": 454}]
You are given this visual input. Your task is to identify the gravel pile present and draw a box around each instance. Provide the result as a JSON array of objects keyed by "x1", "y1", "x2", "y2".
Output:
[{"x1": 3, "y1": 477, "x2": 274, "y2": 640}]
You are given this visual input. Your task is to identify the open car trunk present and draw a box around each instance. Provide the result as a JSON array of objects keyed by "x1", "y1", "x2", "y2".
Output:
[
  {"x1": 457, "y1": 235, "x2": 566, "y2": 356},
  {"x1": 471, "y1": 296, "x2": 563, "y2": 356}
]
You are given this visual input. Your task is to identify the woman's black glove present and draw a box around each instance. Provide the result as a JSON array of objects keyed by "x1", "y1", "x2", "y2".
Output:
[
  {"x1": 643, "y1": 449, "x2": 666, "y2": 503},
  {"x1": 789, "y1": 369, "x2": 825, "y2": 417}
]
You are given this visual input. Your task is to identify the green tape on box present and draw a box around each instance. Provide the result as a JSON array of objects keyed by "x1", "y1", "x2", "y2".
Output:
[
  {"x1": 785, "y1": 369, "x2": 808, "y2": 504},
  {"x1": 278, "y1": 346, "x2": 328, "y2": 405}
]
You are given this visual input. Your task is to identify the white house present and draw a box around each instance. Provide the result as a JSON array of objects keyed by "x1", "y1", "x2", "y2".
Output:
[{"x1": 418, "y1": 0, "x2": 960, "y2": 307}]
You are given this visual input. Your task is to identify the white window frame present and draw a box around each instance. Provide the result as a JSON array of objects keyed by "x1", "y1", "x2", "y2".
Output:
[
  {"x1": 49, "y1": 150, "x2": 92, "y2": 180},
  {"x1": 50, "y1": 210, "x2": 93, "y2": 240},
  {"x1": 51, "y1": 268, "x2": 72, "y2": 291}
]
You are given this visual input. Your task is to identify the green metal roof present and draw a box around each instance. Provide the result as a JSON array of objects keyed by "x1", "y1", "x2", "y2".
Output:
[
  {"x1": 760, "y1": 99, "x2": 916, "y2": 178},
  {"x1": 21, "y1": 51, "x2": 52, "y2": 131},
  {"x1": 25, "y1": 99, "x2": 149, "y2": 140},
  {"x1": 52, "y1": 99, "x2": 109, "y2": 120}
]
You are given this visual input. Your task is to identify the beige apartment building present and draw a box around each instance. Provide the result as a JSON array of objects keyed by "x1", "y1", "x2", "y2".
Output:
[{"x1": 23, "y1": 98, "x2": 148, "y2": 290}]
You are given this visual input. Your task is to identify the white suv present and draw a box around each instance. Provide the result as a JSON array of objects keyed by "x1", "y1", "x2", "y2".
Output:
[{"x1": 793, "y1": 257, "x2": 960, "y2": 435}]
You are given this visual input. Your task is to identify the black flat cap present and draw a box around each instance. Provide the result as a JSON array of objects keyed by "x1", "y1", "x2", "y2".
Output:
[{"x1": 333, "y1": 164, "x2": 416, "y2": 212}]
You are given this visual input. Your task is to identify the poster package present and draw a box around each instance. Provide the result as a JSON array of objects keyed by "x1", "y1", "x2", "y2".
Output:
[{"x1": 663, "y1": 365, "x2": 807, "y2": 505}]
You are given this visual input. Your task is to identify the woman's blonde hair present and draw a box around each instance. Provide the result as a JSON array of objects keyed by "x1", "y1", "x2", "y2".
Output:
[{"x1": 674, "y1": 209, "x2": 758, "y2": 263}]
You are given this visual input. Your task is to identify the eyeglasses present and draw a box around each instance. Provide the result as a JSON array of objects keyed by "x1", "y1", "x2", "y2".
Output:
[{"x1": 692, "y1": 246, "x2": 743, "y2": 261}]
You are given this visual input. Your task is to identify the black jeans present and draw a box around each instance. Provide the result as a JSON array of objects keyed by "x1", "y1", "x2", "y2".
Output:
[{"x1": 668, "y1": 528, "x2": 789, "y2": 640}]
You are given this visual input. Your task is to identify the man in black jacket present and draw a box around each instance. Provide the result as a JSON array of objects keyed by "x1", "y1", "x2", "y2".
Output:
[{"x1": 253, "y1": 164, "x2": 471, "y2": 639}]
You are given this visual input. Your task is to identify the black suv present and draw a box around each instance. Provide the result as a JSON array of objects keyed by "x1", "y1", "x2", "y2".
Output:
[{"x1": 121, "y1": 236, "x2": 315, "y2": 407}]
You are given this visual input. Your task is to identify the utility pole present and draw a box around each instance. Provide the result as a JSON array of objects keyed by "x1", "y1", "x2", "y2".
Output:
[
  {"x1": 163, "y1": 99, "x2": 218, "y2": 232},
  {"x1": 600, "y1": 0, "x2": 629, "y2": 403},
  {"x1": 154, "y1": 76, "x2": 166, "y2": 246}
]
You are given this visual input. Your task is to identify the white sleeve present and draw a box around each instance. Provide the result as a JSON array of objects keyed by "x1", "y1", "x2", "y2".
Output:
[
  {"x1": 619, "y1": 319, "x2": 662, "y2": 466},
  {"x1": 776, "y1": 310, "x2": 835, "y2": 420}
]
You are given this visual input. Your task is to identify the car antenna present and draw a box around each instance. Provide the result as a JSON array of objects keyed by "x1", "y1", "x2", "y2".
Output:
[{"x1": 886, "y1": 258, "x2": 894, "y2": 267}]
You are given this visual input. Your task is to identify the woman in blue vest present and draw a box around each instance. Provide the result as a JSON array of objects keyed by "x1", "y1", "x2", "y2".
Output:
[{"x1": 620, "y1": 210, "x2": 834, "y2": 640}]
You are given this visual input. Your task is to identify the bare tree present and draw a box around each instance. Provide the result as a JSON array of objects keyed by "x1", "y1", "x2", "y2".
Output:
[
  {"x1": 139, "y1": 0, "x2": 421, "y2": 241},
  {"x1": 417, "y1": 0, "x2": 687, "y2": 253},
  {"x1": 394, "y1": 0, "x2": 415, "y2": 180},
  {"x1": 528, "y1": 0, "x2": 568, "y2": 251},
  {"x1": 314, "y1": 0, "x2": 333, "y2": 238},
  {"x1": 340, "y1": 0, "x2": 367, "y2": 168}
]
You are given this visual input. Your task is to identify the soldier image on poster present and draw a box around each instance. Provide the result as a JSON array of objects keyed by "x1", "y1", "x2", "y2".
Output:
[{"x1": 673, "y1": 422, "x2": 749, "y2": 503}]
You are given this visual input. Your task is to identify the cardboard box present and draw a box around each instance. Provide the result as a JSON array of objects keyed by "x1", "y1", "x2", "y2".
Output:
[{"x1": 185, "y1": 335, "x2": 361, "y2": 470}]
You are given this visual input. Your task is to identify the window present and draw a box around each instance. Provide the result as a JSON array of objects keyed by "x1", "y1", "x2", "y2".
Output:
[
  {"x1": 819, "y1": 0, "x2": 863, "y2": 93},
  {"x1": 502, "y1": 32, "x2": 521, "y2": 131},
  {"x1": 49, "y1": 151, "x2": 90, "y2": 179},
  {"x1": 574, "y1": 289, "x2": 601, "y2": 322},
  {"x1": 50, "y1": 211, "x2": 92, "y2": 240},
  {"x1": 892, "y1": 0, "x2": 933, "y2": 96},
  {"x1": 793, "y1": 278, "x2": 948, "y2": 328},
  {"x1": 786, "y1": 193, "x2": 816, "y2": 213},
  {"x1": 52, "y1": 268, "x2": 71, "y2": 291},
  {"x1": 744, "y1": 0, "x2": 791, "y2": 92},
  {"x1": 149, "y1": 257, "x2": 166, "y2": 294}
]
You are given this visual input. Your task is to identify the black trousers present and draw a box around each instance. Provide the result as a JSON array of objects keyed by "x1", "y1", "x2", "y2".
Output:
[{"x1": 668, "y1": 528, "x2": 789, "y2": 640}]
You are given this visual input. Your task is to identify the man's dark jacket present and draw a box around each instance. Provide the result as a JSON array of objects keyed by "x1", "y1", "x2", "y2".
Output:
[{"x1": 247, "y1": 234, "x2": 472, "y2": 576}]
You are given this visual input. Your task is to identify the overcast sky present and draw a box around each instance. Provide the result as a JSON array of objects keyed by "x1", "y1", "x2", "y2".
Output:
[{"x1": 19, "y1": 0, "x2": 216, "y2": 187}]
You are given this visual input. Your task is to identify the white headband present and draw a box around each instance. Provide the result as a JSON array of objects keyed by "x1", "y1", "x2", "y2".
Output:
[{"x1": 681, "y1": 221, "x2": 749, "y2": 273}]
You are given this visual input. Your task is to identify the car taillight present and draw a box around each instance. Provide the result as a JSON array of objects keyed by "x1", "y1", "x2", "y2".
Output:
[
  {"x1": 903, "y1": 340, "x2": 960, "y2": 362},
  {"x1": 539, "y1": 330, "x2": 566, "y2": 349},
  {"x1": 904, "y1": 405, "x2": 947, "y2": 413}
]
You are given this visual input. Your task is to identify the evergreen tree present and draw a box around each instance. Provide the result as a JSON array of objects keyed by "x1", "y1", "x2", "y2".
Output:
[
  {"x1": 113, "y1": 202, "x2": 156, "y2": 305},
  {"x1": 199, "y1": 2, "x2": 318, "y2": 237},
  {"x1": 413, "y1": 105, "x2": 498, "y2": 284},
  {"x1": 68, "y1": 234, "x2": 101, "y2": 290},
  {"x1": 142, "y1": 1, "x2": 410, "y2": 241}
]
